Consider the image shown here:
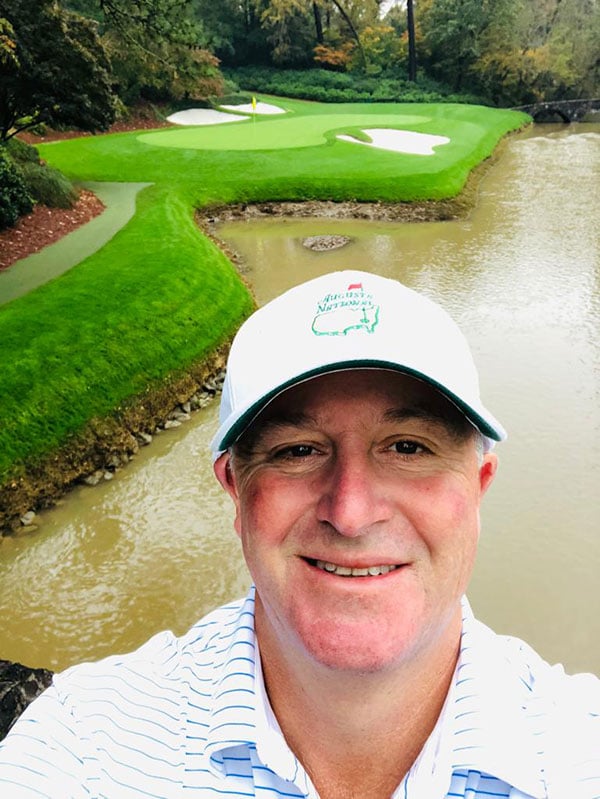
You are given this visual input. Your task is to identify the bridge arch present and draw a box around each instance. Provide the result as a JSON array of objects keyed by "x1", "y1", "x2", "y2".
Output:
[
  {"x1": 530, "y1": 105, "x2": 571, "y2": 123},
  {"x1": 512, "y1": 99, "x2": 600, "y2": 123}
]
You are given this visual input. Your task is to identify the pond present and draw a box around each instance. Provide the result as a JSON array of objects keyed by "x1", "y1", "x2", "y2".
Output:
[{"x1": 0, "y1": 123, "x2": 598, "y2": 675}]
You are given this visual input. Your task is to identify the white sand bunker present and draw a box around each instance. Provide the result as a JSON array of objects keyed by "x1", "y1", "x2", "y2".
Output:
[
  {"x1": 166, "y1": 108, "x2": 248, "y2": 126},
  {"x1": 338, "y1": 129, "x2": 450, "y2": 155},
  {"x1": 220, "y1": 102, "x2": 286, "y2": 115}
]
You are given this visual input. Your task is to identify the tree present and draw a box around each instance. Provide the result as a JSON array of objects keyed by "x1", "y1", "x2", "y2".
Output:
[
  {"x1": 0, "y1": 0, "x2": 116, "y2": 141},
  {"x1": 0, "y1": 16, "x2": 17, "y2": 72},
  {"x1": 102, "y1": 0, "x2": 225, "y2": 101},
  {"x1": 313, "y1": 1, "x2": 325, "y2": 43},
  {"x1": 466, "y1": 0, "x2": 600, "y2": 104},
  {"x1": 255, "y1": 0, "x2": 381, "y2": 69},
  {"x1": 419, "y1": 0, "x2": 487, "y2": 91},
  {"x1": 257, "y1": 0, "x2": 319, "y2": 65},
  {"x1": 416, "y1": 0, "x2": 598, "y2": 105},
  {"x1": 190, "y1": 0, "x2": 274, "y2": 65},
  {"x1": 62, "y1": 0, "x2": 226, "y2": 102},
  {"x1": 535, "y1": 0, "x2": 600, "y2": 99}
]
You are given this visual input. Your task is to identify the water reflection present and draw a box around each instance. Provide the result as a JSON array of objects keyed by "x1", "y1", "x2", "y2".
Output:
[
  {"x1": 1, "y1": 125, "x2": 598, "y2": 674},
  {"x1": 0, "y1": 411, "x2": 249, "y2": 670}
]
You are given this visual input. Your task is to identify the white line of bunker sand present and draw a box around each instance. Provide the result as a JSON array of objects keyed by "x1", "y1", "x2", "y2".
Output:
[
  {"x1": 221, "y1": 102, "x2": 286, "y2": 115},
  {"x1": 166, "y1": 103, "x2": 286, "y2": 126},
  {"x1": 338, "y1": 129, "x2": 450, "y2": 155}
]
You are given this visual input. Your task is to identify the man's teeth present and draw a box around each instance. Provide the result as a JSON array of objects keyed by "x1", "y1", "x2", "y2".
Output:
[{"x1": 314, "y1": 560, "x2": 398, "y2": 577}]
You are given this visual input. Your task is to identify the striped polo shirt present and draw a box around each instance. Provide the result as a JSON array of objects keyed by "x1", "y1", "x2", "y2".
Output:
[{"x1": 0, "y1": 589, "x2": 598, "y2": 798}]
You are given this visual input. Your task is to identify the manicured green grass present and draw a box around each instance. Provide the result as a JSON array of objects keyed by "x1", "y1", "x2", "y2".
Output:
[
  {"x1": 0, "y1": 186, "x2": 252, "y2": 478},
  {"x1": 0, "y1": 96, "x2": 529, "y2": 482}
]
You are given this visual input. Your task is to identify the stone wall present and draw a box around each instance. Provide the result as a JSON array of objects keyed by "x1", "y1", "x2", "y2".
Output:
[{"x1": 0, "y1": 660, "x2": 53, "y2": 741}]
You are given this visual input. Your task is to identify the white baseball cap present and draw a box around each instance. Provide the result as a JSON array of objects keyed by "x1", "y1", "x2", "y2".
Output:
[{"x1": 210, "y1": 270, "x2": 506, "y2": 458}]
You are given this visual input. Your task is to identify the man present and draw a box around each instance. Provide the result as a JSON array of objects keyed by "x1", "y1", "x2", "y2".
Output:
[{"x1": 0, "y1": 270, "x2": 598, "y2": 798}]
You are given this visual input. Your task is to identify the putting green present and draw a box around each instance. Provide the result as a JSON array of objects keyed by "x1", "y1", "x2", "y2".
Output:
[{"x1": 138, "y1": 112, "x2": 430, "y2": 151}]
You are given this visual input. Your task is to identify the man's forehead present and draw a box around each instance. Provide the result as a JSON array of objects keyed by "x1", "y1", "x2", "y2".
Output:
[{"x1": 240, "y1": 369, "x2": 472, "y2": 441}]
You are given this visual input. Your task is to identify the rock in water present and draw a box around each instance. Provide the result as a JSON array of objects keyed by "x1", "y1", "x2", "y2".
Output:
[
  {"x1": 302, "y1": 235, "x2": 352, "y2": 252},
  {"x1": 0, "y1": 659, "x2": 53, "y2": 740}
]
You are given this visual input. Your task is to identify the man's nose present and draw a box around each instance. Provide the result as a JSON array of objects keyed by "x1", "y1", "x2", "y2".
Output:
[{"x1": 316, "y1": 451, "x2": 393, "y2": 537}]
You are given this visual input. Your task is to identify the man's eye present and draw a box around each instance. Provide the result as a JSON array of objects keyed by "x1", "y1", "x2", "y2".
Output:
[
  {"x1": 276, "y1": 444, "x2": 316, "y2": 458},
  {"x1": 392, "y1": 440, "x2": 425, "y2": 455}
]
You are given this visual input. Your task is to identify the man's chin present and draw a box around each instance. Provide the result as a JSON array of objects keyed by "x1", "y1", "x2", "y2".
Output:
[{"x1": 294, "y1": 615, "x2": 424, "y2": 675}]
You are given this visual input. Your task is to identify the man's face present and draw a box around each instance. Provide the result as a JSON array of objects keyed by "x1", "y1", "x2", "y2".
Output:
[{"x1": 215, "y1": 369, "x2": 497, "y2": 674}]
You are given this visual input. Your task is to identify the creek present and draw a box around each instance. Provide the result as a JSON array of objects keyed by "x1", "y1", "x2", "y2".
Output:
[{"x1": 1, "y1": 123, "x2": 598, "y2": 675}]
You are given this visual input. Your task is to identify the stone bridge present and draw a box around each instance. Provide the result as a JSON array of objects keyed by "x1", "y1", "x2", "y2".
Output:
[{"x1": 513, "y1": 98, "x2": 600, "y2": 122}]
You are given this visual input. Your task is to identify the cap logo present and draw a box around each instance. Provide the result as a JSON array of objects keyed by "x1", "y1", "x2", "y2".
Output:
[{"x1": 312, "y1": 282, "x2": 380, "y2": 336}]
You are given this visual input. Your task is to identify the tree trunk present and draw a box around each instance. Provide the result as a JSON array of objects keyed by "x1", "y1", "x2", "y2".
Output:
[
  {"x1": 313, "y1": 2, "x2": 324, "y2": 44},
  {"x1": 407, "y1": 0, "x2": 416, "y2": 81}
]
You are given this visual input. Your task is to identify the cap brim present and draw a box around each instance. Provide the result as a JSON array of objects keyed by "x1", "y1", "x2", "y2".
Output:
[{"x1": 214, "y1": 359, "x2": 506, "y2": 454}]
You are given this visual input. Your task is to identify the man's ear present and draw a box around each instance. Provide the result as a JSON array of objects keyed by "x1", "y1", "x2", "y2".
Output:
[
  {"x1": 214, "y1": 452, "x2": 238, "y2": 500},
  {"x1": 214, "y1": 452, "x2": 243, "y2": 537},
  {"x1": 479, "y1": 452, "x2": 498, "y2": 497}
]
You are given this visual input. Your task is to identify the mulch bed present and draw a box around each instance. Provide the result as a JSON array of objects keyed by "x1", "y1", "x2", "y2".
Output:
[{"x1": 0, "y1": 190, "x2": 106, "y2": 271}]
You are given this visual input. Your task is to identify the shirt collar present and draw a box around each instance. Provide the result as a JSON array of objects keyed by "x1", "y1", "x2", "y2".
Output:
[
  {"x1": 254, "y1": 640, "x2": 314, "y2": 793},
  {"x1": 436, "y1": 597, "x2": 547, "y2": 798},
  {"x1": 200, "y1": 587, "x2": 312, "y2": 791}
]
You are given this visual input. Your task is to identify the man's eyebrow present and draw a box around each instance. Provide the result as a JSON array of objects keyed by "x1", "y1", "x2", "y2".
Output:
[
  {"x1": 383, "y1": 406, "x2": 468, "y2": 436},
  {"x1": 237, "y1": 411, "x2": 318, "y2": 452},
  {"x1": 384, "y1": 407, "x2": 447, "y2": 424},
  {"x1": 253, "y1": 411, "x2": 317, "y2": 435}
]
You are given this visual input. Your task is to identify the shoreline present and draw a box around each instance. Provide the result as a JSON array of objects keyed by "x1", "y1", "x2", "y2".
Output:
[{"x1": 0, "y1": 348, "x2": 230, "y2": 536}]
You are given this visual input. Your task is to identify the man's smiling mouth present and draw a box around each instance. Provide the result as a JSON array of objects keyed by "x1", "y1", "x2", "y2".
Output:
[{"x1": 306, "y1": 558, "x2": 400, "y2": 577}]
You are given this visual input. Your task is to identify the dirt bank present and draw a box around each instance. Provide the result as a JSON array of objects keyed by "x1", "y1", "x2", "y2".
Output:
[
  {"x1": 0, "y1": 347, "x2": 230, "y2": 536},
  {"x1": 199, "y1": 192, "x2": 472, "y2": 228}
]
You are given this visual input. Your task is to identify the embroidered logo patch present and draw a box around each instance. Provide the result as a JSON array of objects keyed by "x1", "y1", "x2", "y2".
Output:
[{"x1": 312, "y1": 283, "x2": 380, "y2": 336}]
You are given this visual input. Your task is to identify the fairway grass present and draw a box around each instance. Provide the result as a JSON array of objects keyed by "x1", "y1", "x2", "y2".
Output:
[
  {"x1": 0, "y1": 96, "x2": 529, "y2": 520},
  {"x1": 0, "y1": 186, "x2": 253, "y2": 486}
]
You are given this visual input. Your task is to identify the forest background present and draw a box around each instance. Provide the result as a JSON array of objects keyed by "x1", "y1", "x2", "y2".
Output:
[
  {"x1": 2, "y1": 0, "x2": 599, "y2": 140},
  {"x1": 1, "y1": 0, "x2": 598, "y2": 230}
]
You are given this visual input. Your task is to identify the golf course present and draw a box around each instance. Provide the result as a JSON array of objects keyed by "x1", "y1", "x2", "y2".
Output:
[{"x1": 0, "y1": 96, "x2": 530, "y2": 529}]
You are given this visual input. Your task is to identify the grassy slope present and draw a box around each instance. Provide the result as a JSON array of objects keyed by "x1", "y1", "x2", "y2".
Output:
[
  {"x1": 0, "y1": 97, "x2": 529, "y2": 481},
  {"x1": 0, "y1": 187, "x2": 253, "y2": 477}
]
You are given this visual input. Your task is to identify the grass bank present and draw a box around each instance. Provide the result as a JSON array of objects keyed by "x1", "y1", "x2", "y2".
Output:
[{"x1": 0, "y1": 96, "x2": 529, "y2": 530}]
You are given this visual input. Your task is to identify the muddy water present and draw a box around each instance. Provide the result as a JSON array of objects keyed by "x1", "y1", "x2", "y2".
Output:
[{"x1": 1, "y1": 124, "x2": 598, "y2": 675}]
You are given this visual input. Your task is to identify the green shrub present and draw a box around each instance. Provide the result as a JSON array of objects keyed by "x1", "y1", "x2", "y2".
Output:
[
  {"x1": 213, "y1": 92, "x2": 253, "y2": 106},
  {"x1": 20, "y1": 161, "x2": 78, "y2": 208},
  {"x1": 222, "y1": 66, "x2": 486, "y2": 105},
  {"x1": 0, "y1": 147, "x2": 34, "y2": 231},
  {"x1": 5, "y1": 137, "x2": 79, "y2": 210},
  {"x1": 6, "y1": 137, "x2": 41, "y2": 165}
]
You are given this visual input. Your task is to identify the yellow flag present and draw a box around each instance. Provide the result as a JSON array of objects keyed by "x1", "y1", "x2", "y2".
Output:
[{"x1": 251, "y1": 95, "x2": 257, "y2": 111}]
